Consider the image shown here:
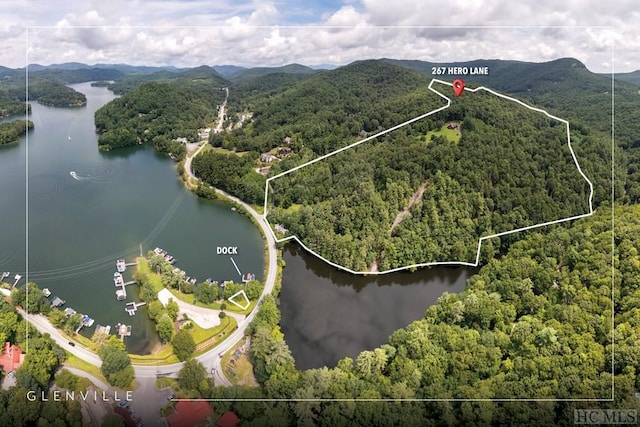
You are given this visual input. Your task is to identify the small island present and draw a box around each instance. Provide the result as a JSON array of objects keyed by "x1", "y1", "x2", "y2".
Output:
[{"x1": 0, "y1": 119, "x2": 34, "y2": 145}]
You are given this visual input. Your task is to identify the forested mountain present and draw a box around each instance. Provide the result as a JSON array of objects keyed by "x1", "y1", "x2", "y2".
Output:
[
  {"x1": 0, "y1": 66, "x2": 124, "y2": 109},
  {"x1": 229, "y1": 63, "x2": 318, "y2": 82},
  {"x1": 612, "y1": 70, "x2": 640, "y2": 85},
  {"x1": 267, "y1": 81, "x2": 594, "y2": 271},
  {"x1": 104, "y1": 65, "x2": 229, "y2": 95},
  {"x1": 209, "y1": 204, "x2": 640, "y2": 425},
  {"x1": 384, "y1": 58, "x2": 640, "y2": 202},
  {"x1": 94, "y1": 81, "x2": 222, "y2": 152}
]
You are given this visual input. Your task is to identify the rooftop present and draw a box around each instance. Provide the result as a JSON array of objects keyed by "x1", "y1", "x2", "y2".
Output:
[{"x1": 167, "y1": 400, "x2": 214, "y2": 427}]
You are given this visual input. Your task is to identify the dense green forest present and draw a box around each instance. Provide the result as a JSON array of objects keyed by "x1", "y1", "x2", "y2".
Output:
[
  {"x1": 192, "y1": 151, "x2": 266, "y2": 204},
  {"x1": 94, "y1": 81, "x2": 222, "y2": 152},
  {"x1": 0, "y1": 293, "x2": 82, "y2": 426},
  {"x1": 205, "y1": 204, "x2": 640, "y2": 426},
  {"x1": 0, "y1": 119, "x2": 33, "y2": 145},
  {"x1": 267, "y1": 83, "x2": 595, "y2": 270}
]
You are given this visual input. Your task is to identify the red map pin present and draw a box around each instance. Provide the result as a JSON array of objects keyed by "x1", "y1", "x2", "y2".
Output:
[{"x1": 452, "y1": 79, "x2": 465, "y2": 97}]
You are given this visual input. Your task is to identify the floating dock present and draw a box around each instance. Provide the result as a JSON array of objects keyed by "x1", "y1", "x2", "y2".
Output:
[
  {"x1": 42, "y1": 288, "x2": 52, "y2": 297},
  {"x1": 242, "y1": 273, "x2": 256, "y2": 283},
  {"x1": 64, "y1": 307, "x2": 76, "y2": 316},
  {"x1": 125, "y1": 301, "x2": 146, "y2": 316},
  {"x1": 116, "y1": 259, "x2": 126, "y2": 273}
]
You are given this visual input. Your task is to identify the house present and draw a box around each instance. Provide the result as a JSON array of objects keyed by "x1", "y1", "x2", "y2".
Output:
[
  {"x1": 173, "y1": 137, "x2": 188, "y2": 144},
  {"x1": 260, "y1": 153, "x2": 278, "y2": 163},
  {"x1": 0, "y1": 342, "x2": 24, "y2": 373},
  {"x1": 216, "y1": 411, "x2": 241, "y2": 427},
  {"x1": 167, "y1": 400, "x2": 214, "y2": 427},
  {"x1": 283, "y1": 136, "x2": 292, "y2": 144}
]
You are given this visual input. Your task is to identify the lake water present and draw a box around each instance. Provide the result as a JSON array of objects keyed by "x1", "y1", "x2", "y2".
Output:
[
  {"x1": 280, "y1": 243, "x2": 474, "y2": 370},
  {"x1": 0, "y1": 83, "x2": 265, "y2": 354}
]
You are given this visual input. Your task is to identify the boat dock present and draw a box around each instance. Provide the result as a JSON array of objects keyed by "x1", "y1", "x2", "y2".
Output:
[
  {"x1": 51, "y1": 296, "x2": 65, "y2": 308},
  {"x1": 153, "y1": 247, "x2": 176, "y2": 264},
  {"x1": 115, "y1": 323, "x2": 132, "y2": 339},
  {"x1": 1, "y1": 272, "x2": 9, "y2": 282},
  {"x1": 116, "y1": 259, "x2": 137, "y2": 273},
  {"x1": 42, "y1": 288, "x2": 52, "y2": 297},
  {"x1": 242, "y1": 273, "x2": 256, "y2": 283},
  {"x1": 125, "y1": 301, "x2": 146, "y2": 316}
]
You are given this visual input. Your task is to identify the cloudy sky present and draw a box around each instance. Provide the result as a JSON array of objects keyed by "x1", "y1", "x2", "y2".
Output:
[{"x1": 1, "y1": 0, "x2": 637, "y2": 72}]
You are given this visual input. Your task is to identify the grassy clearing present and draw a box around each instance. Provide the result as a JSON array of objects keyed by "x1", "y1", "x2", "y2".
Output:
[
  {"x1": 425, "y1": 124, "x2": 461, "y2": 143},
  {"x1": 221, "y1": 339, "x2": 258, "y2": 387},
  {"x1": 64, "y1": 354, "x2": 107, "y2": 384},
  {"x1": 193, "y1": 317, "x2": 237, "y2": 356},
  {"x1": 130, "y1": 344, "x2": 179, "y2": 365},
  {"x1": 166, "y1": 287, "x2": 255, "y2": 315},
  {"x1": 137, "y1": 257, "x2": 164, "y2": 292},
  {"x1": 211, "y1": 147, "x2": 250, "y2": 157},
  {"x1": 156, "y1": 377, "x2": 179, "y2": 391}
]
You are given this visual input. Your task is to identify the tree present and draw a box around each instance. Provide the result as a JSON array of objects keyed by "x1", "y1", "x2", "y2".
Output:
[
  {"x1": 99, "y1": 338, "x2": 134, "y2": 388},
  {"x1": 178, "y1": 359, "x2": 207, "y2": 392},
  {"x1": 63, "y1": 313, "x2": 82, "y2": 335},
  {"x1": 172, "y1": 330, "x2": 196, "y2": 361},
  {"x1": 166, "y1": 298, "x2": 179, "y2": 321},
  {"x1": 156, "y1": 313, "x2": 174, "y2": 343},
  {"x1": 47, "y1": 309, "x2": 66, "y2": 328},
  {"x1": 147, "y1": 300, "x2": 165, "y2": 321}
]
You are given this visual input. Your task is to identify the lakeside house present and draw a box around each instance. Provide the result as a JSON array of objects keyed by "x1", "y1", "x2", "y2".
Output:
[{"x1": 0, "y1": 342, "x2": 24, "y2": 373}]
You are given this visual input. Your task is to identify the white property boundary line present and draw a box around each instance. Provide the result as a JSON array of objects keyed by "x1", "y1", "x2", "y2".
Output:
[{"x1": 261, "y1": 79, "x2": 595, "y2": 275}]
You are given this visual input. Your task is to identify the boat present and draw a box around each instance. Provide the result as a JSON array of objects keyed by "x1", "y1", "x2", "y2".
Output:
[
  {"x1": 42, "y1": 288, "x2": 52, "y2": 297},
  {"x1": 81, "y1": 314, "x2": 95, "y2": 327}
]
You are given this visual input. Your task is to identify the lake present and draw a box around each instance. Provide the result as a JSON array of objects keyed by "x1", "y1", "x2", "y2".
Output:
[
  {"x1": 280, "y1": 243, "x2": 474, "y2": 370},
  {"x1": 0, "y1": 83, "x2": 265, "y2": 354}
]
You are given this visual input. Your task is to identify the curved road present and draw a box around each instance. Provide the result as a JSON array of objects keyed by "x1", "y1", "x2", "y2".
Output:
[{"x1": 14, "y1": 87, "x2": 278, "y2": 387}]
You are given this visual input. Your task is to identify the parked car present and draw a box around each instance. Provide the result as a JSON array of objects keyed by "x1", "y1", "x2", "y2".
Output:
[
  {"x1": 167, "y1": 393, "x2": 175, "y2": 401},
  {"x1": 68, "y1": 342, "x2": 75, "y2": 347},
  {"x1": 118, "y1": 401, "x2": 129, "y2": 408}
]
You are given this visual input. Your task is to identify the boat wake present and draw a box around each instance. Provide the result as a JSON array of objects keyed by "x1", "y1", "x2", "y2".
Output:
[{"x1": 69, "y1": 171, "x2": 82, "y2": 180}]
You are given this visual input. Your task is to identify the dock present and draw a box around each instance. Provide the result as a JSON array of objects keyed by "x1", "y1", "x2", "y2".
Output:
[
  {"x1": 12, "y1": 274, "x2": 21, "y2": 287},
  {"x1": 1, "y1": 272, "x2": 9, "y2": 282},
  {"x1": 125, "y1": 301, "x2": 146, "y2": 316},
  {"x1": 42, "y1": 288, "x2": 52, "y2": 297},
  {"x1": 51, "y1": 296, "x2": 65, "y2": 308},
  {"x1": 64, "y1": 307, "x2": 76, "y2": 316},
  {"x1": 115, "y1": 323, "x2": 132, "y2": 339},
  {"x1": 242, "y1": 273, "x2": 256, "y2": 283}
]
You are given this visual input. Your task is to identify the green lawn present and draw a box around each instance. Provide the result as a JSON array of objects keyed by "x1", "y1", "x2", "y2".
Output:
[
  {"x1": 220, "y1": 338, "x2": 258, "y2": 387},
  {"x1": 137, "y1": 257, "x2": 164, "y2": 292},
  {"x1": 425, "y1": 124, "x2": 461, "y2": 143},
  {"x1": 64, "y1": 354, "x2": 107, "y2": 384},
  {"x1": 130, "y1": 345, "x2": 179, "y2": 365}
]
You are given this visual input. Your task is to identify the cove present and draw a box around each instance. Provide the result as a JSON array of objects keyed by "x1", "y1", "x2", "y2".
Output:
[{"x1": 280, "y1": 243, "x2": 476, "y2": 370}]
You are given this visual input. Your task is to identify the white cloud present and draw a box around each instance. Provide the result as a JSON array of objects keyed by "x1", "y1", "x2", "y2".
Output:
[{"x1": 0, "y1": 0, "x2": 635, "y2": 72}]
